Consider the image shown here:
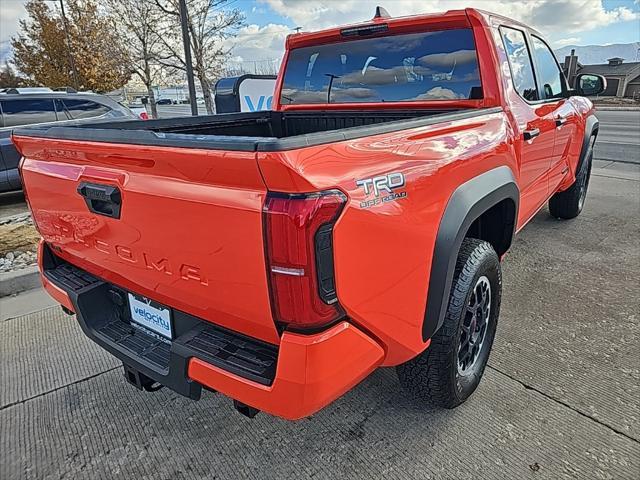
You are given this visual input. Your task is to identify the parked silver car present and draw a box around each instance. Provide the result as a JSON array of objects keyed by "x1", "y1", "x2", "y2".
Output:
[{"x1": 0, "y1": 88, "x2": 137, "y2": 192}]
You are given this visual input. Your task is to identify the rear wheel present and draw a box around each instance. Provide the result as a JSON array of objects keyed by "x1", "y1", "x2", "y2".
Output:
[
  {"x1": 549, "y1": 139, "x2": 593, "y2": 219},
  {"x1": 397, "y1": 238, "x2": 501, "y2": 408}
]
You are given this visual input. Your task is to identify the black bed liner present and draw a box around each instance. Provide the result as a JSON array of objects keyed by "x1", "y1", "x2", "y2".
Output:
[{"x1": 13, "y1": 108, "x2": 502, "y2": 152}]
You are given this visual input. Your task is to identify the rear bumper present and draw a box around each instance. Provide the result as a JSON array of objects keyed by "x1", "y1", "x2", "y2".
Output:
[
  {"x1": 188, "y1": 322, "x2": 384, "y2": 419},
  {"x1": 39, "y1": 243, "x2": 75, "y2": 312},
  {"x1": 38, "y1": 241, "x2": 384, "y2": 420}
]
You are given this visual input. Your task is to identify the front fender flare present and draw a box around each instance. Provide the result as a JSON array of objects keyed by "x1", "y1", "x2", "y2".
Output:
[
  {"x1": 577, "y1": 114, "x2": 599, "y2": 174},
  {"x1": 422, "y1": 166, "x2": 519, "y2": 341}
]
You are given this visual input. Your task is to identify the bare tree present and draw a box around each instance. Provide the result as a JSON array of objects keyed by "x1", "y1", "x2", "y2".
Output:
[
  {"x1": 222, "y1": 58, "x2": 280, "y2": 77},
  {"x1": 105, "y1": 0, "x2": 164, "y2": 118},
  {"x1": 153, "y1": 0, "x2": 244, "y2": 114}
]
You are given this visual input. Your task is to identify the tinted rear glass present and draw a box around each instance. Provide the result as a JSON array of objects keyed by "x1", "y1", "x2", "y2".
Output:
[
  {"x1": 62, "y1": 99, "x2": 111, "y2": 119},
  {"x1": 531, "y1": 36, "x2": 564, "y2": 99},
  {"x1": 1, "y1": 99, "x2": 57, "y2": 127},
  {"x1": 500, "y1": 27, "x2": 539, "y2": 102},
  {"x1": 281, "y1": 29, "x2": 482, "y2": 104}
]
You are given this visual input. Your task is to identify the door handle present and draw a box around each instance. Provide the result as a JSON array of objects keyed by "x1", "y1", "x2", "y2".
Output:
[
  {"x1": 77, "y1": 182, "x2": 122, "y2": 219},
  {"x1": 555, "y1": 116, "x2": 567, "y2": 127},
  {"x1": 523, "y1": 128, "x2": 540, "y2": 141}
]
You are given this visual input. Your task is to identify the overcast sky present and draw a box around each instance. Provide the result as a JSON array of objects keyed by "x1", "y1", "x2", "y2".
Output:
[{"x1": 1, "y1": 0, "x2": 639, "y2": 66}]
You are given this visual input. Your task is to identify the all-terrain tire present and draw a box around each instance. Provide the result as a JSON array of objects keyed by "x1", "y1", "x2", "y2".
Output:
[
  {"x1": 397, "y1": 238, "x2": 501, "y2": 409},
  {"x1": 549, "y1": 139, "x2": 594, "y2": 219}
]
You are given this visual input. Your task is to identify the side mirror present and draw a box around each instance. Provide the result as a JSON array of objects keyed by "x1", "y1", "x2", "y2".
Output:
[{"x1": 575, "y1": 74, "x2": 607, "y2": 96}]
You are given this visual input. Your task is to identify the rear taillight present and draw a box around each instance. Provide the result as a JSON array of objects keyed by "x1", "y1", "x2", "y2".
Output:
[
  {"x1": 139, "y1": 112, "x2": 149, "y2": 120},
  {"x1": 264, "y1": 190, "x2": 346, "y2": 330}
]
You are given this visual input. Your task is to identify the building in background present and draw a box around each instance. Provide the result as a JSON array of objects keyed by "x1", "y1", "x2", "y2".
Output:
[
  {"x1": 563, "y1": 50, "x2": 640, "y2": 98},
  {"x1": 106, "y1": 85, "x2": 206, "y2": 105}
]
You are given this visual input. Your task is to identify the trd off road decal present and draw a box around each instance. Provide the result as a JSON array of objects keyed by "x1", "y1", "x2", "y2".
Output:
[{"x1": 356, "y1": 172, "x2": 407, "y2": 209}]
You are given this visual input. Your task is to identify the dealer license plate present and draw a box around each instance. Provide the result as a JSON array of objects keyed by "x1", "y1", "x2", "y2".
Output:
[{"x1": 128, "y1": 293, "x2": 173, "y2": 339}]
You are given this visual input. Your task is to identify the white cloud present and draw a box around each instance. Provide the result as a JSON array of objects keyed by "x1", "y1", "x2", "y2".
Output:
[
  {"x1": 259, "y1": 0, "x2": 640, "y2": 36},
  {"x1": 415, "y1": 86, "x2": 465, "y2": 100},
  {"x1": 554, "y1": 37, "x2": 581, "y2": 47},
  {"x1": 0, "y1": 0, "x2": 29, "y2": 62},
  {"x1": 418, "y1": 49, "x2": 477, "y2": 68},
  {"x1": 224, "y1": 23, "x2": 290, "y2": 68}
]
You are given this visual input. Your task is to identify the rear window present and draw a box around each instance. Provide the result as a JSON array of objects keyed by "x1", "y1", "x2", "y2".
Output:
[
  {"x1": 281, "y1": 29, "x2": 482, "y2": 104},
  {"x1": 1, "y1": 99, "x2": 57, "y2": 127}
]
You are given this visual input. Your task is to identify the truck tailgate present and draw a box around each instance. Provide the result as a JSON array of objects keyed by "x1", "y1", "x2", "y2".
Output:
[{"x1": 14, "y1": 135, "x2": 280, "y2": 345}]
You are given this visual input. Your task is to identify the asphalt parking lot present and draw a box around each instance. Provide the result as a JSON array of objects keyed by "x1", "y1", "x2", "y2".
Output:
[
  {"x1": 593, "y1": 110, "x2": 640, "y2": 164},
  {"x1": 1, "y1": 160, "x2": 638, "y2": 480}
]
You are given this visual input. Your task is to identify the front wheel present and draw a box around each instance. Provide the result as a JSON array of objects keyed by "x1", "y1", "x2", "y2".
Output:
[
  {"x1": 549, "y1": 140, "x2": 593, "y2": 219},
  {"x1": 397, "y1": 238, "x2": 501, "y2": 409}
]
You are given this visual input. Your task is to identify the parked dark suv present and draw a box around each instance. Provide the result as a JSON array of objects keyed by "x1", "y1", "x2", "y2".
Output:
[{"x1": 0, "y1": 90, "x2": 135, "y2": 193}]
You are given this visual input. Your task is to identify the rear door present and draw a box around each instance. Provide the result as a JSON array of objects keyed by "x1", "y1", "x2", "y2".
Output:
[
  {"x1": 499, "y1": 26, "x2": 557, "y2": 226},
  {"x1": 528, "y1": 34, "x2": 579, "y2": 192}
]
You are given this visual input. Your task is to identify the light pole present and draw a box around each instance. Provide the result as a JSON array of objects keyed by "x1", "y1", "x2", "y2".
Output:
[
  {"x1": 178, "y1": 0, "x2": 198, "y2": 116},
  {"x1": 47, "y1": 0, "x2": 79, "y2": 89},
  {"x1": 325, "y1": 73, "x2": 339, "y2": 104}
]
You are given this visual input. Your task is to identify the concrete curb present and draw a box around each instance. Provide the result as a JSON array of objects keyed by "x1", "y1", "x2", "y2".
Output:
[
  {"x1": 0, "y1": 266, "x2": 41, "y2": 297},
  {"x1": 592, "y1": 168, "x2": 640, "y2": 182},
  {"x1": 0, "y1": 211, "x2": 32, "y2": 224},
  {"x1": 594, "y1": 106, "x2": 640, "y2": 111}
]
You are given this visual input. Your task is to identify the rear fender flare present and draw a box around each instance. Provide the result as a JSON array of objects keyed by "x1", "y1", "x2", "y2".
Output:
[{"x1": 422, "y1": 166, "x2": 519, "y2": 341}]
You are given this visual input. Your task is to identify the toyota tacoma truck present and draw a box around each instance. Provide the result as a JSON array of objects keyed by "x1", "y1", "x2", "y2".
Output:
[{"x1": 14, "y1": 7, "x2": 605, "y2": 420}]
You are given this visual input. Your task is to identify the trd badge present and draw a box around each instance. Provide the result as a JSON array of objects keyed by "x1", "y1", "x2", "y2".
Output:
[{"x1": 356, "y1": 172, "x2": 407, "y2": 209}]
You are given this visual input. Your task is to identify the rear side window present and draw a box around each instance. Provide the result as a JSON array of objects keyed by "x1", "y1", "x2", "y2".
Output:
[
  {"x1": 500, "y1": 27, "x2": 538, "y2": 102},
  {"x1": 0, "y1": 99, "x2": 57, "y2": 127},
  {"x1": 281, "y1": 29, "x2": 482, "y2": 104},
  {"x1": 61, "y1": 99, "x2": 111, "y2": 119},
  {"x1": 530, "y1": 36, "x2": 564, "y2": 99}
]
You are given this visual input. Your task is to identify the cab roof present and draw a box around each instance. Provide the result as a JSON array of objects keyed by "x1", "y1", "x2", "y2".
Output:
[{"x1": 285, "y1": 7, "x2": 541, "y2": 49}]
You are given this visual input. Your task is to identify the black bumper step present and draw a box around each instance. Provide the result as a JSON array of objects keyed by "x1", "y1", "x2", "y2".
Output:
[
  {"x1": 44, "y1": 262, "x2": 101, "y2": 292},
  {"x1": 99, "y1": 319, "x2": 172, "y2": 370},
  {"x1": 41, "y1": 245, "x2": 279, "y2": 398},
  {"x1": 183, "y1": 325, "x2": 278, "y2": 385}
]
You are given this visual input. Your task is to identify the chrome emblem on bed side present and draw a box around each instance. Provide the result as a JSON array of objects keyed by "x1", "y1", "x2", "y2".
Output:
[{"x1": 356, "y1": 172, "x2": 407, "y2": 209}]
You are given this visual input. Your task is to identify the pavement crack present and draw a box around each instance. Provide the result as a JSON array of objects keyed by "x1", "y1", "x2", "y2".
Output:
[
  {"x1": 1, "y1": 305, "x2": 61, "y2": 323},
  {"x1": 487, "y1": 364, "x2": 639, "y2": 444},
  {"x1": 591, "y1": 172, "x2": 640, "y2": 182},
  {"x1": 0, "y1": 366, "x2": 120, "y2": 411}
]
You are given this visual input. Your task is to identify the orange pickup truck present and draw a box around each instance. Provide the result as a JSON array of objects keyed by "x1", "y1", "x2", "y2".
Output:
[{"x1": 14, "y1": 8, "x2": 604, "y2": 420}]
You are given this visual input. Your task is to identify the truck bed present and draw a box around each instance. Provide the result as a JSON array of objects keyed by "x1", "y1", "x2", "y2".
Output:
[{"x1": 13, "y1": 108, "x2": 492, "y2": 152}]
